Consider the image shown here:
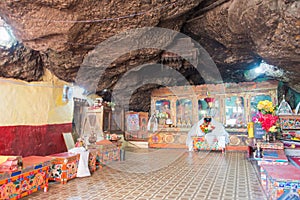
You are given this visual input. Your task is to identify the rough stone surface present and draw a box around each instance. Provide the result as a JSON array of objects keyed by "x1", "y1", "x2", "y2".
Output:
[
  {"x1": 0, "y1": 0, "x2": 299, "y2": 111},
  {"x1": 0, "y1": 43, "x2": 43, "y2": 81}
]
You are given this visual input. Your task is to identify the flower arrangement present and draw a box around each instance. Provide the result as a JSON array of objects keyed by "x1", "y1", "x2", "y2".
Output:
[
  {"x1": 75, "y1": 137, "x2": 85, "y2": 148},
  {"x1": 200, "y1": 121, "x2": 215, "y2": 134},
  {"x1": 157, "y1": 112, "x2": 169, "y2": 119},
  {"x1": 257, "y1": 100, "x2": 275, "y2": 114},
  {"x1": 253, "y1": 100, "x2": 278, "y2": 133}
]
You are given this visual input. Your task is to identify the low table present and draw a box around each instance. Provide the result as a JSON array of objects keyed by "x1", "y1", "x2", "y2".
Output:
[
  {"x1": 0, "y1": 156, "x2": 52, "y2": 199},
  {"x1": 260, "y1": 164, "x2": 300, "y2": 199},
  {"x1": 48, "y1": 152, "x2": 80, "y2": 184}
]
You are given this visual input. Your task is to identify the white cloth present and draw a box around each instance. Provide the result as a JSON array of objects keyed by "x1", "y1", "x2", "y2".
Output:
[
  {"x1": 186, "y1": 118, "x2": 230, "y2": 151},
  {"x1": 68, "y1": 147, "x2": 91, "y2": 177},
  {"x1": 147, "y1": 114, "x2": 158, "y2": 132}
]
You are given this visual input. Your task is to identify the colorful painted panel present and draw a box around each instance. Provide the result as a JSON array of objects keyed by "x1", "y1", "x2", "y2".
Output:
[
  {"x1": 126, "y1": 114, "x2": 140, "y2": 131},
  {"x1": 280, "y1": 116, "x2": 300, "y2": 130},
  {"x1": 93, "y1": 140, "x2": 120, "y2": 165},
  {"x1": 228, "y1": 134, "x2": 250, "y2": 146},
  {"x1": 149, "y1": 132, "x2": 188, "y2": 145},
  {"x1": 0, "y1": 156, "x2": 50, "y2": 199},
  {"x1": 261, "y1": 165, "x2": 300, "y2": 199},
  {"x1": 48, "y1": 152, "x2": 80, "y2": 184},
  {"x1": 193, "y1": 137, "x2": 224, "y2": 152},
  {"x1": 148, "y1": 132, "x2": 188, "y2": 148},
  {"x1": 88, "y1": 149, "x2": 98, "y2": 173}
]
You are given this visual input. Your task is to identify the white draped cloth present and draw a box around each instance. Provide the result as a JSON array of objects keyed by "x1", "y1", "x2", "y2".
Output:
[
  {"x1": 186, "y1": 118, "x2": 230, "y2": 151},
  {"x1": 147, "y1": 114, "x2": 158, "y2": 132},
  {"x1": 68, "y1": 147, "x2": 91, "y2": 177}
]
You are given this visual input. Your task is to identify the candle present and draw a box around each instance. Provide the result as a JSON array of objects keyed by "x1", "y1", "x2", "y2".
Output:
[{"x1": 248, "y1": 122, "x2": 254, "y2": 138}]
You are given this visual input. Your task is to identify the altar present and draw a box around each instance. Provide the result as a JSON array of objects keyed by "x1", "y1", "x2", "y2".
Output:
[{"x1": 148, "y1": 81, "x2": 278, "y2": 149}]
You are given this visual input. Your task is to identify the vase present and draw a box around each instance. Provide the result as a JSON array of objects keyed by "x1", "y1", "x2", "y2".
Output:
[
  {"x1": 264, "y1": 132, "x2": 275, "y2": 143},
  {"x1": 263, "y1": 133, "x2": 269, "y2": 143}
]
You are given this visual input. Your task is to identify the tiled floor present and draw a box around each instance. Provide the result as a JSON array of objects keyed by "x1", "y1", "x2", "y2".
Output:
[{"x1": 24, "y1": 149, "x2": 266, "y2": 200}]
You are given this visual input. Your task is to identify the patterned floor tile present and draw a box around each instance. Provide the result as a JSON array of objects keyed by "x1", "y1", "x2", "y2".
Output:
[{"x1": 23, "y1": 150, "x2": 266, "y2": 200}]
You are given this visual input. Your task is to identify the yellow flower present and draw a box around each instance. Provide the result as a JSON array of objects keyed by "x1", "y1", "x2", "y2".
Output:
[
  {"x1": 257, "y1": 100, "x2": 276, "y2": 114},
  {"x1": 269, "y1": 125, "x2": 277, "y2": 133},
  {"x1": 257, "y1": 103, "x2": 264, "y2": 110}
]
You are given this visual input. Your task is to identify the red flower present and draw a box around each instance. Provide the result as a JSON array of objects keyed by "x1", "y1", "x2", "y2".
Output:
[{"x1": 253, "y1": 112, "x2": 278, "y2": 132}]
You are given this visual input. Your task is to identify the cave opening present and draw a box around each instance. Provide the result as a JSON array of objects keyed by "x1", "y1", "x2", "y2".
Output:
[{"x1": 0, "y1": 17, "x2": 16, "y2": 49}]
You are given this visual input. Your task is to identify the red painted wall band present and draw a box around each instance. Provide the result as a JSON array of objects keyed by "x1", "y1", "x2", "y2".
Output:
[{"x1": 0, "y1": 123, "x2": 71, "y2": 156}]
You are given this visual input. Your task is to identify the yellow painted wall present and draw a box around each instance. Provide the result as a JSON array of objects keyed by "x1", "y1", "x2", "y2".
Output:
[{"x1": 0, "y1": 70, "x2": 73, "y2": 126}]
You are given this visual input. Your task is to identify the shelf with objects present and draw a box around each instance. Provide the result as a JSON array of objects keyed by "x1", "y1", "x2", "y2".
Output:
[
  {"x1": 148, "y1": 80, "x2": 278, "y2": 149},
  {"x1": 247, "y1": 96, "x2": 285, "y2": 161},
  {"x1": 247, "y1": 97, "x2": 300, "y2": 199},
  {"x1": 278, "y1": 98, "x2": 300, "y2": 158}
]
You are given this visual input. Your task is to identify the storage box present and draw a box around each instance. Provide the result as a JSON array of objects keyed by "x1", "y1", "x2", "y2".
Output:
[
  {"x1": 88, "y1": 149, "x2": 98, "y2": 173},
  {"x1": 95, "y1": 140, "x2": 120, "y2": 164},
  {"x1": 0, "y1": 156, "x2": 52, "y2": 199},
  {"x1": 48, "y1": 152, "x2": 80, "y2": 184},
  {"x1": 261, "y1": 165, "x2": 300, "y2": 199}
]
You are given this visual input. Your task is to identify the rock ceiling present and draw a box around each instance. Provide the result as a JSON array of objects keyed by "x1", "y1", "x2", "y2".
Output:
[{"x1": 0, "y1": 0, "x2": 299, "y2": 111}]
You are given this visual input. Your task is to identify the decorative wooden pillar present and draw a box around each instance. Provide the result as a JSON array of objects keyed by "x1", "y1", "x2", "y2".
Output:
[
  {"x1": 192, "y1": 95, "x2": 198, "y2": 124},
  {"x1": 170, "y1": 97, "x2": 177, "y2": 127}
]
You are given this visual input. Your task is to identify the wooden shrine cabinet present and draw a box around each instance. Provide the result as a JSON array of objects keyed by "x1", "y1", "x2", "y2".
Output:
[
  {"x1": 80, "y1": 105, "x2": 125, "y2": 144},
  {"x1": 125, "y1": 111, "x2": 149, "y2": 141},
  {"x1": 109, "y1": 106, "x2": 125, "y2": 135},
  {"x1": 148, "y1": 81, "x2": 278, "y2": 148},
  {"x1": 279, "y1": 115, "x2": 300, "y2": 130},
  {"x1": 279, "y1": 115, "x2": 300, "y2": 151}
]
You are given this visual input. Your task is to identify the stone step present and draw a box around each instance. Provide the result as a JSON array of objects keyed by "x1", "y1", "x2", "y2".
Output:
[{"x1": 127, "y1": 141, "x2": 148, "y2": 148}]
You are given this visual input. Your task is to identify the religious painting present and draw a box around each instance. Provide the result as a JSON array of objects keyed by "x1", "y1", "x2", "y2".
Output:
[
  {"x1": 225, "y1": 96, "x2": 246, "y2": 126},
  {"x1": 176, "y1": 99, "x2": 192, "y2": 127},
  {"x1": 126, "y1": 113, "x2": 140, "y2": 131},
  {"x1": 155, "y1": 100, "x2": 171, "y2": 125}
]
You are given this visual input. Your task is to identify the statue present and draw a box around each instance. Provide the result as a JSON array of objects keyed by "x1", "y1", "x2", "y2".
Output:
[{"x1": 186, "y1": 116, "x2": 230, "y2": 151}]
